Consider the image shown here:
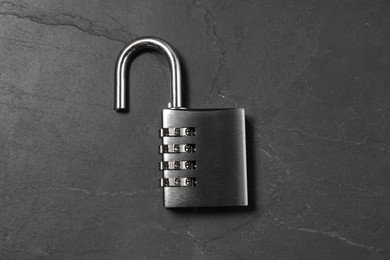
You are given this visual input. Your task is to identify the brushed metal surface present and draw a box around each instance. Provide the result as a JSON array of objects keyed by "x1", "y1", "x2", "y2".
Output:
[{"x1": 161, "y1": 108, "x2": 248, "y2": 208}]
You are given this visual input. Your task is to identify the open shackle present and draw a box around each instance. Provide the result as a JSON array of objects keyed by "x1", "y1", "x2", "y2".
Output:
[{"x1": 114, "y1": 37, "x2": 183, "y2": 111}]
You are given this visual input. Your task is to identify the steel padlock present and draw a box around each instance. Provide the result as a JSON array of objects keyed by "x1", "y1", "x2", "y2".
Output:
[{"x1": 115, "y1": 37, "x2": 248, "y2": 208}]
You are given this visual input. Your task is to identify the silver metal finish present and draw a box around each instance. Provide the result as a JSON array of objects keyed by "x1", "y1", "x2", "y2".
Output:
[
  {"x1": 114, "y1": 37, "x2": 183, "y2": 110},
  {"x1": 159, "y1": 144, "x2": 196, "y2": 154},
  {"x1": 114, "y1": 37, "x2": 248, "y2": 208},
  {"x1": 159, "y1": 160, "x2": 197, "y2": 170},
  {"x1": 160, "y1": 177, "x2": 197, "y2": 187},
  {"x1": 160, "y1": 108, "x2": 248, "y2": 208},
  {"x1": 160, "y1": 127, "x2": 195, "y2": 137}
]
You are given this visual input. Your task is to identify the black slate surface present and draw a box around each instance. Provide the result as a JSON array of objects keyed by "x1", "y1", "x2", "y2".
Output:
[{"x1": 0, "y1": 0, "x2": 389, "y2": 259}]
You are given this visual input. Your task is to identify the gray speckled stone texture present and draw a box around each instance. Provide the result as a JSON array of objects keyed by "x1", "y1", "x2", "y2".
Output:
[{"x1": 0, "y1": 0, "x2": 389, "y2": 259}]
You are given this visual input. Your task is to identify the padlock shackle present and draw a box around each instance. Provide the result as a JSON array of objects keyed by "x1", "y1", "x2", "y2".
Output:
[{"x1": 115, "y1": 37, "x2": 183, "y2": 111}]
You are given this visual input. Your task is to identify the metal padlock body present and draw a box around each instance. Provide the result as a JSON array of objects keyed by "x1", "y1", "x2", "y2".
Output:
[
  {"x1": 115, "y1": 37, "x2": 249, "y2": 208},
  {"x1": 160, "y1": 108, "x2": 248, "y2": 207}
]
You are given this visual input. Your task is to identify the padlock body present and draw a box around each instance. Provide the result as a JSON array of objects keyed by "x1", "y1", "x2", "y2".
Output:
[{"x1": 160, "y1": 108, "x2": 248, "y2": 207}]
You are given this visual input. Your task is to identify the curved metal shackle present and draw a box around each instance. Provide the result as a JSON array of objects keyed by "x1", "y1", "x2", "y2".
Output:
[{"x1": 114, "y1": 37, "x2": 183, "y2": 111}]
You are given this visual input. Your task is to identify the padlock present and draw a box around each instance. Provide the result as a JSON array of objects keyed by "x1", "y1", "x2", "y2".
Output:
[{"x1": 114, "y1": 37, "x2": 248, "y2": 208}]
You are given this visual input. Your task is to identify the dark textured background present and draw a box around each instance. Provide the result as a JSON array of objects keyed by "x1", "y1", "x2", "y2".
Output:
[{"x1": 1, "y1": 0, "x2": 389, "y2": 259}]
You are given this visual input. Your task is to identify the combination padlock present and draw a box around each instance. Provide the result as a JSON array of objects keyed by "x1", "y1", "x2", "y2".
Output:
[{"x1": 114, "y1": 37, "x2": 248, "y2": 208}]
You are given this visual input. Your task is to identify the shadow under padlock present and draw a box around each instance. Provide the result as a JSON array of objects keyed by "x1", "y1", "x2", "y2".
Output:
[{"x1": 114, "y1": 37, "x2": 248, "y2": 208}]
